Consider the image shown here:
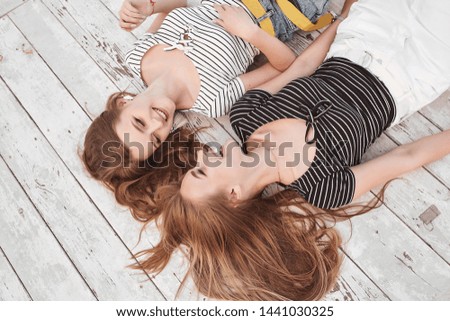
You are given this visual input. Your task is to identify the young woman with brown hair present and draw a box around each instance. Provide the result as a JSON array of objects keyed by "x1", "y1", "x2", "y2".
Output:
[{"x1": 130, "y1": 0, "x2": 450, "y2": 300}]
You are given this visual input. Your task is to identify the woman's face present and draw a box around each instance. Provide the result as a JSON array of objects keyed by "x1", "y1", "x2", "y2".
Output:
[
  {"x1": 114, "y1": 93, "x2": 175, "y2": 160},
  {"x1": 180, "y1": 140, "x2": 246, "y2": 202}
]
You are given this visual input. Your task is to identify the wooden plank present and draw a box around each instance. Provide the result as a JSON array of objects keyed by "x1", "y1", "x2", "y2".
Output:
[
  {"x1": 0, "y1": 78, "x2": 163, "y2": 301},
  {"x1": 0, "y1": 157, "x2": 94, "y2": 300},
  {"x1": 10, "y1": 2, "x2": 193, "y2": 299},
  {"x1": 360, "y1": 134, "x2": 450, "y2": 263},
  {"x1": 99, "y1": 0, "x2": 156, "y2": 37},
  {"x1": 326, "y1": 257, "x2": 389, "y2": 301},
  {"x1": 0, "y1": 18, "x2": 164, "y2": 300},
  {"x1": 419, "y1": 90, "x2": 450, "y2": 130},
  {"x1": 0, "y1": 248, "x2": 31, "y2": 301},
  {"x1": 41, "y1": 0, "x2": 143, "y2": 94},
  {"x1": 337, "y1": 192, "x2": 450, "y2": 300},
  {"x1": 0, "y1": 78, "x2": 163, "y2": 300},
  {"x1": 9, "y1": 0, "x2": 117, "y2": 116},
  {"x1": 0, "y1": 0, "x2": 27, "y2": 17}
]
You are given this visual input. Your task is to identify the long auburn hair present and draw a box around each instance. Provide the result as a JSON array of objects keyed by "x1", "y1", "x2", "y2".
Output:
[
  {"x1": 130, "y1": 176, "x2": 388, "y2": 301},
  {"x1": 81, "y1": 91, "x2": 202, "y2": 222}
]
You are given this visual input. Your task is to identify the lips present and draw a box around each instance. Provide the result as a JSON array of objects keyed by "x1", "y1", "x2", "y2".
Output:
[{"x1": 152, "y1": 107, "x2": 168, "y2": 122}]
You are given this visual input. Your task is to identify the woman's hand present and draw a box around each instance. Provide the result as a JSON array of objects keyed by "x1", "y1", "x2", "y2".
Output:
[
  {"x1": 119, "y1": 0, "x2": 151, "y2": 32},
  {"x1": 214, "y1": 4, "x2": 295, "y2": 71},
  {"x1": 120, "y1": 0, "x2": 188, "y2": 32},
  {"x1": 213, "y1": 4, "x2": 258, "y2": 41}
]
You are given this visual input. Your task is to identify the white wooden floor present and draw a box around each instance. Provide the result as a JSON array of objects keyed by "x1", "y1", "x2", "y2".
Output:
[{"x1": 0, "y1": 0, "x2": 449, "y2": 301}]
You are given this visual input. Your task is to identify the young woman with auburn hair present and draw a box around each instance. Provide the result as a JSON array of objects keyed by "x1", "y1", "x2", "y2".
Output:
[
  {"x1": 132, "y1": 179, "x2": 387, "y2": 300},
  {"x1": 82, "y1": 0, "x2": 353, "y2": 221},
  {"x1": 129, "y1": 0, "x2": 450, "y2": 300},
  {"x1": 81, "y1": 92, "x2": 201, "y2": 221}
]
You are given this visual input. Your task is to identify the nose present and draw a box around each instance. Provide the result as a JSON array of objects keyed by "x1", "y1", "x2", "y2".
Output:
[
  {"x1": 196, "y1": 149, "x2": 204, "y2": 166},
  {"x1": 145, "y1": 118, "x2": 163, "y2": 135}
]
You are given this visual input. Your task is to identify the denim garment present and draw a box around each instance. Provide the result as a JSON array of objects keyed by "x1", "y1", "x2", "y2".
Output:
[{"x1": 257, "y1": 0, "x2": 329, "y2": 41}]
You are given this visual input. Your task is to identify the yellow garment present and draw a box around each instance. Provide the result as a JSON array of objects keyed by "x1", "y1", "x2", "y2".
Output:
[
  {"x1": 242, "y1": 0, "x2": 334, "y2": 35},
  {"x1": 242, "y1": 0, "x2": 276, "y2": 36}
]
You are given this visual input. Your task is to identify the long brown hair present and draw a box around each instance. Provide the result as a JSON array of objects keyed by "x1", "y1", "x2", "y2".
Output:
[
  {"x1": 81, "y1": 92, "x2": 202, "y2": 222},
  {"x1": 131, "y1": 177, "x2": 388, "y2": 300}
]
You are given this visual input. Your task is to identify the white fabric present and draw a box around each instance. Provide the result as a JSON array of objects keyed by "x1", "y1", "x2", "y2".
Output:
[
  {"x1": 327, "y1": 0, "x2": 450, "y2": 126},
  {"x1": 186, "y1": 0, "x2": 202, "y2": 6}
]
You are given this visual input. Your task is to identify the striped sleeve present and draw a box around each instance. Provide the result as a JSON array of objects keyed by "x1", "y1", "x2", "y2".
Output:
[
  {"x1": 229, "y1": 89, "x2": 272, "y2": 129},
  {"x1": 229, "y1": 89, "x2": 273, "y2": 151},
  {"x1": 306, "y1": 168, "x2": 356, "y2": 209},
  {"x1": 208, "y1": 77, "x2": 245, "y2": 117}
]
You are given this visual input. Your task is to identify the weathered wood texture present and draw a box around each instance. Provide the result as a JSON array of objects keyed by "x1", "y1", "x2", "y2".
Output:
[
  {"x1": 325, "y1": 257, "x2": 389, "y2": 301},
  {"x1": 0, "y1": 153, "x2": 94, "y2": 300},
  {"x1": 4, "y1": 0, "x2": 196, "y2": 300},
  {"x1": 0, "y1": 0, "x2": 449, "y2": 301},
  {"x1": 0, "y1": 16, "x2": 164, "y2": 300},
  {"x1": 0, "y1": 247, "x2": 30, "y2": 301},
  {"x1": 339, "y1": 192, "x2": 450, "y2": 300},
  {"x1": 0, "y1": 0, "x2": 27, "y2": 17}
]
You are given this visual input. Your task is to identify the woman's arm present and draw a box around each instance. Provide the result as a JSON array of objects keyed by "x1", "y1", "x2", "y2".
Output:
[
  {"x1": 256, "y1": 0, "x2": 358, "y2": 93},
  {"x1": 239, "y1": 63, "x2": 282, "y2": 91},
  {"x1": 120, "y1": 0, "x2": 187, "y2": 31},
  {"x1": 351, "y1": 129, "x2": 450, "y2": 200},
  {"x1": 213, "y1": 5, "x2": 296, "y2": 71}
]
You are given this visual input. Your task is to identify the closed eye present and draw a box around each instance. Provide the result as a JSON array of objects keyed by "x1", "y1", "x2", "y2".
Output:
[
  {"x1": 133, "y1": 117, "x2": 145, "y2": 128},
  {"x1": 191, "y1": 168, "x2": 206, "y2": 179}
]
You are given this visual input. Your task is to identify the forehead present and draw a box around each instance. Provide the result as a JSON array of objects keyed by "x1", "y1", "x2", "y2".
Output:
[{"x1": 180, "y1": 170, "x2": 217, "y2": 201}]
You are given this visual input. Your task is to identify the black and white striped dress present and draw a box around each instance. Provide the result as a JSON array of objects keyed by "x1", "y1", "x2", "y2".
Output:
[
  {"x1": 125, "y1": 0, "x2": 260, "y2": 117},
  {"x1": 230, "y1": 57, "x2": 396, "y2": 209}
]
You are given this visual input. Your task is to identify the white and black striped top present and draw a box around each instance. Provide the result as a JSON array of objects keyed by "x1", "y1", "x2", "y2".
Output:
[
  {"x1": 230, "y1": 58, "x2": 396, "y2": 209},
  {"x1": 125, "y1": 0, "x2": 259, "y2": 117}
]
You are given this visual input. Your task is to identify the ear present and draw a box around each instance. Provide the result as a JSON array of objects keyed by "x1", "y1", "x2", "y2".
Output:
[
  {"x1": 116, "y1": 98, "x2": 128, "y2": 108},
  {"x1": 117, "y1": 93, "x2": 134, "y2": 108},
  {"x1": 228, "y1": 186, "x2": 242, "y2": 205}
]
